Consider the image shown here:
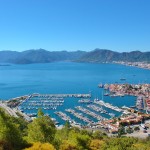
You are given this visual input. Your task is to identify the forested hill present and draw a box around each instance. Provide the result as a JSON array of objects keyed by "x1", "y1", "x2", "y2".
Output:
[
  {"x1": 77, "y1": 49, "x2": 150, "y2": 63},
  {"x1": 0, "y1": 48, "x2": 150, "y2": 64},
  {"x1": 0, "y1": 107, "x2": 150, "y2": 150}
]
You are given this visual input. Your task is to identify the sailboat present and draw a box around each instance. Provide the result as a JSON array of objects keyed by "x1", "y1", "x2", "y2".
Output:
[
  {"x1": 120, "y1": 74, "x2": 126, "y2": 81},
  {"x1": 120, "y1": 78, "x2": 126, "y2": 81}
]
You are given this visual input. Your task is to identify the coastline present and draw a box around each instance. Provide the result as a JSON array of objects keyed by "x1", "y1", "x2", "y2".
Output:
[{"x1": 113, "y1": 61, "x2": 150, "y2": 70}]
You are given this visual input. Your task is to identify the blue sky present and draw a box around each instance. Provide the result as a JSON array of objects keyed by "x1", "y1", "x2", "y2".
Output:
[{"x1": 0, "y1": 0, "x2": 150, "y2": 52}]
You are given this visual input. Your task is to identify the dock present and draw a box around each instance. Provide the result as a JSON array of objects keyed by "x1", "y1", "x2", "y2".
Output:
[
  {"x1": 31, "y1": 93, "x2": 91, "y2": 98},
  {"x1": 65, "y1": 108, "x2": 93, "y2": 124},
  {"x1": 75, "y1": 106, "x2": 106, "y2": 121}
]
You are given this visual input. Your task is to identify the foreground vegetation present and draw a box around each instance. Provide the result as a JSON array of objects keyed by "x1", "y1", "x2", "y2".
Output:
[{"x1": 0, "y1": 108, "x2": 150, "y2": 150}]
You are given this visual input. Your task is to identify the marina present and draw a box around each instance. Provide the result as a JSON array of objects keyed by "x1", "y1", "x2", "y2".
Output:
[
  {"x1": 6, "y1": 84, "x2": 150, "y2": 127},
  {"x1": 8, "y1": 92, "x2": 142, "y2": 126}
]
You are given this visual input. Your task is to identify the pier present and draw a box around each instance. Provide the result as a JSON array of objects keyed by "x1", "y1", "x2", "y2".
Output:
[
  {"x1": 19, "y1": 96, "x2": 65, "y2": 111},
  {"x1": 75, "y1": 106, "x2": 106, "y2": 121},
  {"x1": 19, "y1": 93, "x2": 91, "y2": 111},
  {"x1": 87, "y1": 104, "x2": 115, "y2": 118},
  {"x1": 65, "y1": 108, "x2": 93, "y2": 124},
  {"x1": 31, "y1": 93, "x2": 91, "y2": 98},
  {"x1": 94, "y1": 99, "x2": 129, "y2": 114},
  {"x1": 54, "y1": 111, "x2": 72, "y2": 121},
  {"x1": 94, "y1": 100, "x2": 122, "y2": 112}
]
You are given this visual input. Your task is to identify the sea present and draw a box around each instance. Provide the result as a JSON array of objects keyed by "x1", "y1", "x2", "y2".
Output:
[{"x1": 0, "y1": 62, "x2": 150, "y2": 125}]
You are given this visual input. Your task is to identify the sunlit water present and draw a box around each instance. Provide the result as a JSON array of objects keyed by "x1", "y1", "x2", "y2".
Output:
[{"x1": 0, "y1": 62, "x2": 150, "y2": 124}]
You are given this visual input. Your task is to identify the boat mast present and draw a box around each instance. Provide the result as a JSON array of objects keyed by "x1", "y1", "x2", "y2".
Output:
[{"x1": 102, "y1": 90, "x2": 104, "y2": 101}]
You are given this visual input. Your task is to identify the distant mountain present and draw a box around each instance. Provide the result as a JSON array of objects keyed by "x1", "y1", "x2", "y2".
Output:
[
  {"x1": 77, "y1": 49, "x2": 150, "y2": 63},
  {"x1": 0, "y1": 49, "x2": 86, "y2": 64},
  {"x1": 0, "y1": 48, "x2": 150, "y2": 64}
]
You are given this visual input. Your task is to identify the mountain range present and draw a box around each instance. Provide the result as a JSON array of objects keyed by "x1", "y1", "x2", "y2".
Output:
[
  {"x1": 0, "y1": 48, "x2": 150, "y2": 64},
  {"x1": 78, "y1": 49, "x2": 150, "y2": 63}
]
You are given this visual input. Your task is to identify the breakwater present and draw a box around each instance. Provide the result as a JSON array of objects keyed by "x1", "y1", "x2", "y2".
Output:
[{"x1": 31, "y1": 93, "x2": 91, "y2": 98}]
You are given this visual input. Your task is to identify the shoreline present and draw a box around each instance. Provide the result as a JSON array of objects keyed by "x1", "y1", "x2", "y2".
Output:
[{"x1": 113, "y1": 61, "x2": 150, "y2": 70}]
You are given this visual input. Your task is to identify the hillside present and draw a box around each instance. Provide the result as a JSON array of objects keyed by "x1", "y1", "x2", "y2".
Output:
[
  {"x1": 77, "y1": 49, "x2": 150, "y2": 63},
  {"x1": 0, "y1": 49, "x2": 86, "y2": 64},
  {"x1": 0, "y1": 49, "x2": 150, "y2": 64},
  {"x1": 0, "y1": 107, "x2": 150, "y2": 150}
]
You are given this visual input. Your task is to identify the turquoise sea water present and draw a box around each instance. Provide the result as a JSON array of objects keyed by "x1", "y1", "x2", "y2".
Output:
[{"x1": 0, "y1": 62, "x2": 150, "y2": 124}]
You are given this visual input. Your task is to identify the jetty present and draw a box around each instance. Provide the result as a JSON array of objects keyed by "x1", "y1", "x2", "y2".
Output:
[
  {"x1": 54, "y1": 111, "x2": 82, "y2": 127},
  {"x1": 87, "y1": 104, "x2": 107, "y2": 114},
  {"x1": 75, "y1": 106, "x2": 106, "y2": 121},
  {"x1": 65, "y1": 108, "x2": 93, "y2": 124},
  {"x1": 136, "y1": 96, "x2": 145, "y2": 110},
  {"x1": 18, "y1": 93, "x2": 91, "y2": 111},
  {"x1": 78, "y1": 99, "x2": 92, "y2": 104},
  {"x1": 87, "y1": 104, "x2": 115, "y2": 118},
  {"x1": 31, "y1": 93, "x2": 91, "y2": 98},
  {"x1": 54, "y1": 111, "x2": 72, "y2": 121},
  {"x1": 94, "y1": 100, "x2": 122, "y2": 112}
]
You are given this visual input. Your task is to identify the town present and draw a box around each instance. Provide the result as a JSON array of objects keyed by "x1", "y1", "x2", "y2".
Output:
[{"x1": 113, "y1": 61, "x2": 150, "y2": 70}]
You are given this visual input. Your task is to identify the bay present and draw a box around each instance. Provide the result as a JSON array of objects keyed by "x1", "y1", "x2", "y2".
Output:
[
  {"x1": 0, "y1": 62, "x2": 150, "y2": 125},
  {"x1": 0, "y1": 62, "x2": 150, "y2": 100}
]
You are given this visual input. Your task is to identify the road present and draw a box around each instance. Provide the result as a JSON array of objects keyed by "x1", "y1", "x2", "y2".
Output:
[{"x1": 0, "y1": 102, "x2": 18, "y2": 117}]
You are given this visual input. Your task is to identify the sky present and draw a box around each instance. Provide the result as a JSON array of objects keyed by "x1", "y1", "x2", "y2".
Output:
[{"x1": 0, "y1": 0, "x2": 150, "y2": 52}]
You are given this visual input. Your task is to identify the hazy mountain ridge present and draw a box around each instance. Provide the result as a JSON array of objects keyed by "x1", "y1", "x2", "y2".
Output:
[
  {"x1": 0, "y1": 49, "x2": 86, "y2": 64},
  {"x1": 0, "y1": 48, "x2": 150, "y2": 64},
  {"x1": 77, "y1": 49, "x2": 150, "y2": 63}
]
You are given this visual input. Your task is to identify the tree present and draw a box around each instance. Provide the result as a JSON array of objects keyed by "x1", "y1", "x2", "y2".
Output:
[
  {"x1": 24, "y1": 142, "x2": 55, "y2": 150},
  {"x1": 58, "y1": 128, "x2": 91, "y2": 150},
  {"x1": 27, "y1": 115, "x2": 56, "y2": 144},
  {"x1": 131, "y1": 143, "x2": 150, "y2": 150},
  {"x1": 89, "y1": 139, "x2": 105, "y2": 150},
  {"x1": 9, "y1": 116, "x2": 28, "y2": 136},
  {"x1": 63, "y1": 121, "x2": 71, "y2": 139},
  {"x1": 54, "y1": 127, "x2": 70, "y2": 149},
  {"x1": 76, "y1": 133, "x2": 91, "y2": 150},
  {"x1": 0, "y1": 140, "x2": 12, "y2": 150},
  {"x1": 37, "y1": 108, "x2": 44, "y2": 117},
  {"x1": 0, "y1": 108, "x2": 24, "y2": 150},
  {"x1": 104, "y1": 137, "x2": 137, "y2": 150},
  {"x1": 59, "y1": 140, "x2": 77, "y2": 150},
  {"x1": 92, "y1": 130, "x2": 107, "y2": 140},
  {"x1": 134, "y1": 126, "x2": 140, "y2": 132},
  {"x1": 118, "y1": 126, "x2": 125, "y2": 137},
  {"x1": 126, "y1": 127, "x2": 133, "y2": 134}
]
